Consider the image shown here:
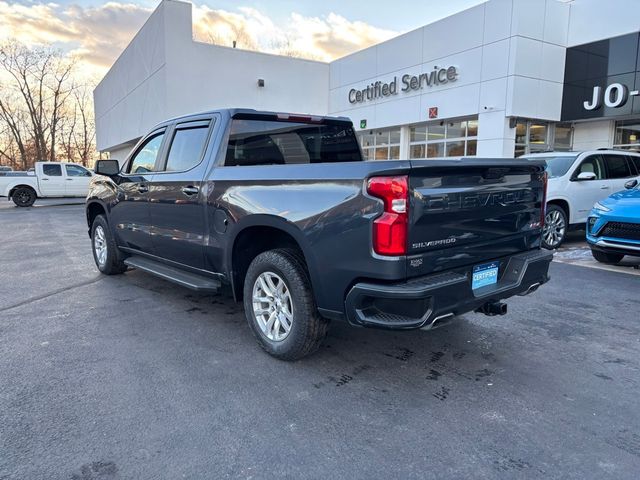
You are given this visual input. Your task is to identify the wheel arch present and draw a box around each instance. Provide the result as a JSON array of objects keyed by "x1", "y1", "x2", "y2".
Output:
[
  {"x1": 8, "y1": 183, "x2": 37, "y2": 199},
  {"x1": 546, "y1": 198, "x2": 570, "y2": 223},
  {"x1": 227, "y1": 215, "x2": 321, "y2": 304},
  {"x1": 86, "y1": 200, "x2": 108, "y2": 233}
]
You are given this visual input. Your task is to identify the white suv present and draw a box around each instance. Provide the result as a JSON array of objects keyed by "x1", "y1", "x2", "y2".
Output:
[{"x1": 524, "y1": 150, "x2": 640, "y2": 249}]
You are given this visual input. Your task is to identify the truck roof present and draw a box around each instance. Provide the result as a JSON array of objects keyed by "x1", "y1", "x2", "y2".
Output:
[{"x1": 155, "y1": 108, "x2": 353, "y2": 130}]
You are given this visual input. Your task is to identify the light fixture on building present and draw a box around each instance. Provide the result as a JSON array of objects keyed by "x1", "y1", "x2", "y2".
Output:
[{"x1": 257, "y1": 79, "x2": 265, "y2": 87}]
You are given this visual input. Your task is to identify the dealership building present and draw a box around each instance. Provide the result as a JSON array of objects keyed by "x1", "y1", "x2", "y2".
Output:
[{"x1": 95, "y1": 0, "x2": 640, "y2": 162}]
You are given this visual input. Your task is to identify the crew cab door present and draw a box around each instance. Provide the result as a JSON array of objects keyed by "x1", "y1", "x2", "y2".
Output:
[
  {"x1": 38, "y1": 163, "x2": 66, "y2": 196},
  {"x1": 147, "y1": 118, "x2": 214, "y2": 269},
  {"x1": 63, "y1": 164, "x2": 93, "y2": 196},
  {"x1": 110, "y1": 129, "x2": 167, "y2": 253},
  {"x1": 569, "y1": 154, "x2": 608, "y2": 223}
]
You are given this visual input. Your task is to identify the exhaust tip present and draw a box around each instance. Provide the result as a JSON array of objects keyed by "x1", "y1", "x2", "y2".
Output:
[{"x1": 475, "y1": 301, "x2": 508, "y2": 317}]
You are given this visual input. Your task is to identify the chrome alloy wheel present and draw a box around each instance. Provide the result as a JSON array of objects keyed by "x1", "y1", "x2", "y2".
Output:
[
  {"x1": 94, "y1": 225, "x2": 108, "y2": 267},
  {"x1": 543, "y1": 209, "x2": 566, "y2": 248},
  {"x1": 252, "y1": 271, "x2": 293, "y2": 342}
]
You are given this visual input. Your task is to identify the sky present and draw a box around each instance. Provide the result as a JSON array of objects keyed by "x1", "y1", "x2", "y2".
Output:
[{"x1": 0, "y1": 0, "x2": 486, "y2": 79}]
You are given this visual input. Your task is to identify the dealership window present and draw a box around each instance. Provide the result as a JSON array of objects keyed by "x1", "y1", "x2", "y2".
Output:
[
  {"x1": 359, "y1": 127, "x2": 401, "y2": 160},
  {"x1": 614, "y1": 120, "x2": 640, "y2": 151},
  {"x1": 514, "y1": 121, "x2": 573, "y2": 157},
  {"x1": 408, "y1": 117, "x2": 478, "y2": 159}
]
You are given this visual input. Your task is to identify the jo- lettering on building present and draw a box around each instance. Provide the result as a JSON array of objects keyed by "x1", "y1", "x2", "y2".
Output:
[{"x1": 94, "y1": 0, "x2": 640, "y2": 162}]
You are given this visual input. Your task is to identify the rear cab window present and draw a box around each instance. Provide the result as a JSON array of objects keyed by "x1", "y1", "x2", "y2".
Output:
[
  {"x1": 42, "y1": 164, "x2": 62, "y2": 176},
  {"x1": 224, "y1": 118, "x2": 362, "y2": 166}
]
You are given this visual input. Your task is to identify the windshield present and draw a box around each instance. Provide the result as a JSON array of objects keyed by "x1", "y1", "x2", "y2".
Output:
[{"x1": 524, "y1": 155, "x2": 577, "y2": 178}]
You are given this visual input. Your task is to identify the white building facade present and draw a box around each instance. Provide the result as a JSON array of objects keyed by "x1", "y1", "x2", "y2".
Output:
[{"x1": 95, "y1": 0, "x2": 640, "y2": 162}]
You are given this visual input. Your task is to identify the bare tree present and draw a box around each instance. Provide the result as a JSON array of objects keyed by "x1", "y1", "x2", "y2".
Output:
[
  {"x1": 59, "y1": 84, "x2": 96, "y2": 166},
  {"x1": 0, "y1": 41, "x2": 75, "y2": 166}
]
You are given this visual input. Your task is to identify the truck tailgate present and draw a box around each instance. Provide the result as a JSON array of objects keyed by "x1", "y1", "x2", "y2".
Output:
[{"x1": 406, "y1": 159, "x2": 546, "y2": 278}]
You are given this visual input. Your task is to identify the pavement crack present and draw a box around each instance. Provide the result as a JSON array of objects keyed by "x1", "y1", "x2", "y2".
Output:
[{"x1": 0, "y1": 276, "x2": 104, "y2": 313}]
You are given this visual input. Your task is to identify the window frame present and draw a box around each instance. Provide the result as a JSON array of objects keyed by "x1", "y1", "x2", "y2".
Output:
[
  {"x1": 408, "y1": 117, "x2": 478, "y2": 159},
  {"x1": 123, "y1": 128, "x2": 168, "y2": 176},
  {"x1": 155, "y1": 119, "x2": 214, "y2": 175},
  {"x1": 602, "y1": 153, "x2": 634, "y2": 179},
  {"x1": 359, "y1": 127, "x2": 402, "y2": 161},
  {"x1": 570, "y1": 154, "x2": 605, "y2": 181}
]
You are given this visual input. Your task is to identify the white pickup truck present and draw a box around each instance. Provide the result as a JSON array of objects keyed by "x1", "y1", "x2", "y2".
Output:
[{"x1": 0, "y1": 161, "x2": 93, "y2": 207}]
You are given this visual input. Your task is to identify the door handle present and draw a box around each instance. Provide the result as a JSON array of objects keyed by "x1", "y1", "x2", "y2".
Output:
[
  {"x1": 66, "y1": 178, "x2": 74, "y2": 181},
  {"x1": 137, "y1": 184, "x2": 149, "y2": 193},
  {"x1": 41, "y1": 178, "x2": 49, "y2": 181},
  {"x1": 600, "y1": 185, "x2": 609, "y2": 189},
  {"x1": 181, "y1": 186, "x2": 199, "y2": 196}
]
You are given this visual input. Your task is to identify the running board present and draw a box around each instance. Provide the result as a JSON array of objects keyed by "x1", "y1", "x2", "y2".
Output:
[{"x1": 124, "y1": 256, "x2": 221, "y2": 293}]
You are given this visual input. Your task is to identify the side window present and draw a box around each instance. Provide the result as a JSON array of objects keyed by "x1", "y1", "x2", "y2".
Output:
[
  {"x1": 128, "y1": 132, "x2": 165, "y2": 174},
  {"x1": 164, "y1": 123, "x2": 210, "y2": 172},
  {"x1": 575, "y1": 155, "x2": 605, "y2": 179},
  {"x1": 603, "y1": 154, "x2": 632, "y2": 179},
  {"x1": 65, "y1": 164, "x2": 91, "y2": 177},
  {"x1": 626, "y1": 155, "x2": 640, "y2": 175},
  {"x1": 42, "y1": 164, "x2": 62, "y2": 176}
]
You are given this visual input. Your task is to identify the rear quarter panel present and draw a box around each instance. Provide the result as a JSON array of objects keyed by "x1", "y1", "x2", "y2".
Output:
[{"x1": 207, "y1": 161, "x2": 411, "y2": 313}]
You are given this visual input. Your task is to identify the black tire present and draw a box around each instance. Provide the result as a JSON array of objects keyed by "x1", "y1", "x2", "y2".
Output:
[
  {"x1": 591, "y1": 249, "x2": 624, "y2": 264},
  {"x1": 542, "y1": 204, "x2": 568, "y2": 249},
  {"x1": 243, "y1": 248, "x2": 329, "y2": 361},
  {"x1": 91, "y1": 214, "x2": 127, "y2": 275},
  {"x1": 12, "y1": 186, "x2": 36, "y2": 207}
]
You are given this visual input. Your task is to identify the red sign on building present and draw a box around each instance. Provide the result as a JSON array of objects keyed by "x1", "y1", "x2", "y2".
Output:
[{"x1": 428, "y1": 107, "x2": 438, "y2": 119}]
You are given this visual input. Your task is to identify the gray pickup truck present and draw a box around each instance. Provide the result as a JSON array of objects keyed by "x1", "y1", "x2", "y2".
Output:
[{"x1": 87, "y1": 109, "x2": 552, "y2": 360}]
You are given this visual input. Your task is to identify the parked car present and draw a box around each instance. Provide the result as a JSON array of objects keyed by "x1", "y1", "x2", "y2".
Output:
[
  {"x1": 0, "y1": 162, "x2": 93, "y2": 207},
  {"x1": 586, "y1": 178, "x2": 640, "y2": 263},
  {"x1": 524, "y1": 150, "x2": 640, "y2": 249},
  {"x1": 0, "y1": 166, "x2": 13, "y2": 172},
  {"x1": 86, "y1": 109, "x2": 552, "y2": 360}
]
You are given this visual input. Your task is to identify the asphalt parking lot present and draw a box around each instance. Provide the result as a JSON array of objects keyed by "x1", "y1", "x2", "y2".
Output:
[{"x1": 1, "y1": 202, "x2": 640, "y2": 480}]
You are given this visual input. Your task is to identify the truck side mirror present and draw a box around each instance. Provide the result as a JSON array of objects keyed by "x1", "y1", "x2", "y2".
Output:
[
  {"x1": 95, "y1": 159, "x2": 120, "y2": 176},
  {"x1": 576, "y1": 171, "x2": 597, "y2": 181},
  {"x1": 625, "y1": 179, "x2": 639, "y2": 189}
]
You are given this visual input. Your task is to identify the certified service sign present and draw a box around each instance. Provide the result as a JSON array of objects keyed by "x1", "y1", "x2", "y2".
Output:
[{"x1": 348, "y1": 66, "x2": 458, "y2": 104}]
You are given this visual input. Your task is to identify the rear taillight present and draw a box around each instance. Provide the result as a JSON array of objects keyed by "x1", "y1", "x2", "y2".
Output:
[
  {"x1": 367, "y1": 175, "x2": 409, "y2": 256},
  {"x1": 540, "y1": 171, "x2": 548, "y2": 228}
]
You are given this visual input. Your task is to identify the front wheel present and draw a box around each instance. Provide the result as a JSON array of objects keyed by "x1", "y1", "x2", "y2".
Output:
[
  {"x1": 591, "y1": 249, "x2": 624, "y2": 264},
  {"x1": 243, "y1": 249, "x2": 329, "y2": 360},
  {"x1": 91, "y1": 215, "x2": 127, "y2": 275},
  {"x1": 542, "y1": 205, "x2": 567, "y2": 249},
  {"x1": 12, "y1": 187, "x2": 36, "y2": 207}
]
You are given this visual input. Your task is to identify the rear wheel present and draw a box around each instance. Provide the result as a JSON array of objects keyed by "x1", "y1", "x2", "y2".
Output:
[
  {"x1": 91, "y1": 215, "x2": 127, "y2": 275},
  {"x1": 243, "y1": 248, "x2": 329, "y2": 360},
  {"x1": 12, "y1": 187, "x2": 36, "y2": 207},
  {"x1": 591, "y1": 249, "x2": 624, "y2": 264},
  {"x1": 542, "y1": 204, "x2": 567, "y2": 249}
]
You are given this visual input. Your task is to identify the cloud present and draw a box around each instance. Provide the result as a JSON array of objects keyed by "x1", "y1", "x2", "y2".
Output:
[
  {"x1": 191, "y1": 6, "x2": 397, "y2": 61},
  {"x1": 0, "y1": 1, "x2": 152, "y2": 76},
  {"x1": 0, "y1": 1, "x2": 398, "y2": 76}
]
